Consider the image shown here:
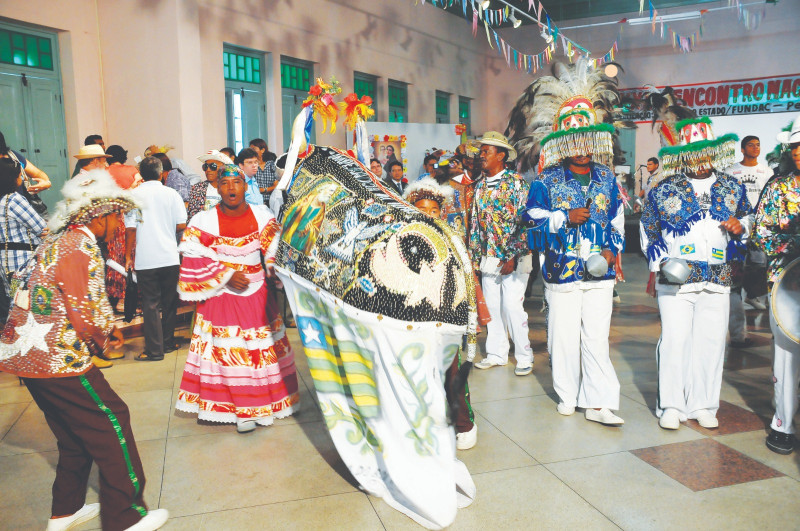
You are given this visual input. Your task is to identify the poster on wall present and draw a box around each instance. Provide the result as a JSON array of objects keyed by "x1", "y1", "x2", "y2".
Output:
[
  {"x1": 372, "y1": 136, "x2": 406, "y2": 179},
  {"x1": 621, "y1": 73, "x2": 800, "y2": 121}
]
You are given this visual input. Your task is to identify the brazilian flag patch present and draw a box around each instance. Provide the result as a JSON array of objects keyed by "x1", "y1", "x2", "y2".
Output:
[
  {"x1": 31, "y1": 286, "x2": 53, "y2": 316},
  {"x1": 712, "y1": 248, "x2": 725, "y2": 260},
  {"x1": 680, "y1": 244, "x2": 695, "y2": 255}
]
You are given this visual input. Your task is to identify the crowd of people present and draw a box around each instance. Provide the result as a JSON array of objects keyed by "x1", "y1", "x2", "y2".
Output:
[{"x1": 0, "y1": 93, "x2": 798, "y2": 528}]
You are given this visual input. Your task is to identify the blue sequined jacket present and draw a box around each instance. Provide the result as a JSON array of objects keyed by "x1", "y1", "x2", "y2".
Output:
[
  {"x1": 523, "y1": 163, "x2": 625, "y2": 290},
  {"x1": 640, "y1": 171, "x2": 752, "y2": 293}
]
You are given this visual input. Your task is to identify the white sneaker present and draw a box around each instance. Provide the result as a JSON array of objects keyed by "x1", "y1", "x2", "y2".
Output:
[
  {"x1": 46, "y1": 503, "x2": 100, "y2": 531},
  {"x1": 585, "y1": 408, "x2": 624, "y2": 426},
  {"x1": 474, "y1": 358, "x2": 506, "y2": 370},
  {"x1": 695, "y1": 410, "x2": 719, "y2": 429},
  {"x1": 556, "y1": 402, "x2": 575, "y2": 416},
  {"x1": 659, "y1": 408, "x2": 681, "y2": 430},
  {"x1": 456, "y1": 423, "x2": 478, "y2": 450},
  {"x1": 236, "y1": 419, "x2": 257, "y2": 433},
  {"x1": 744, "y1": 297, "x2": 767, "y2": 310},
  {"x1": 514, "y1": 364, "x2": 533, "y2": 376},
  {"x1": 125, "y1": 508, "x2": 169, "y2": 531}
]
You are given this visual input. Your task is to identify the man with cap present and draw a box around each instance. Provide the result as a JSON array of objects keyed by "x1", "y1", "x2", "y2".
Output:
[
  {"x1": 469, "y1": 131, "x2": 534, "y2": 376},
  {"x1": 641, "y1": 116, "x2": 751, "y2": 431},
  {"x1": 753, "y1": 115, "x2": 800, "y2": 455},
  {"x1": 0, "y1": 170, "x2": 169, "y2": 530}
]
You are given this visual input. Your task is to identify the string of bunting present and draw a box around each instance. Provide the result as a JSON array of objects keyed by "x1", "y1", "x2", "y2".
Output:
[
  {"x1": 416, "y1": 0, "x2": 619, "y2": 74},
  {"x1": 728, "y1": 0, "x2": 767, "y2": 30}
]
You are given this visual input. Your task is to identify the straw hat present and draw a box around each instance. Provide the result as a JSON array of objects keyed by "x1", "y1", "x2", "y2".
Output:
[
  {"x1": 478, "y1": 131, "x2": 517, "y2": 161},
  {"x1": 777, "y1": 114, "x2": 800, "y2": 145},
  {"x1": 73, "y1": 144, "x2": 108, "y2": 160}
]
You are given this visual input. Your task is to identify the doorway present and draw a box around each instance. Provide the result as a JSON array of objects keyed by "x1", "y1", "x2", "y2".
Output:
[
  {"x1": 224, "y1": 46, "x2": 268, "y2": 156},
  {"x1": 0, "y1": 22, "x2": 68, "y2": 209}
]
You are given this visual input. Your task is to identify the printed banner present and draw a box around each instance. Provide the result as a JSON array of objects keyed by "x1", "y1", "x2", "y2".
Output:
[{"x1": 621, "y1": 74, "x2": 800, "y2": 121}]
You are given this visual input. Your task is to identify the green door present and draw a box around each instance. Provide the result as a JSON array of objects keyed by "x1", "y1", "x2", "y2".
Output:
[
  {"x1": 0, "y1": 23, "x2": 68, "y2": 211},
  {"x1": 25, "y1": 76, "x2": 67, "y2": 207},
  {"x1": 223, "y1": 47, "x2": 268, "y2": 155}
]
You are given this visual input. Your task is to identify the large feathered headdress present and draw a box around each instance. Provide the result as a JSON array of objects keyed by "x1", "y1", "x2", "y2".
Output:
[
  {"x1": 505, "y1": 57, "x2": 623, "y2": 172},
  {"x1": 638, "y1": 86, "x2": 737, "y2": 176}
]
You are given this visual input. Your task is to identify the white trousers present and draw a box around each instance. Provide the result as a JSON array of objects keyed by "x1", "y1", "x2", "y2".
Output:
[
  {"x1": 770, "y1": 302, "x2": 800, "y2": 434},
  {"x1": 728, "y1": 288, "x2": 747, "y2": 342},
  {"x1": 546, "y1": 285, "x2": 620, "y2": 410},
  {"x1": 482, "y1": 271, "x2": 533, "y2": 367},
  {"x1": 656, "y1": 289, "x2": 728, "y2": 419}
]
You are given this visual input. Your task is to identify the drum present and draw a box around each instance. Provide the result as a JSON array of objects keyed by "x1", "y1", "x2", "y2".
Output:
[{"x1": 770, "y1": 257, "x2": 800, "y2": 343}]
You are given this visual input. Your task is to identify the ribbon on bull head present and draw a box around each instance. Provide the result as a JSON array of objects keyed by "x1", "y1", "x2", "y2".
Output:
[
  {"x1": 341, "y1": 93, "x2": 375, "y2": 165},
  {"x1": 303, "y1": 77, "x2": 342, "y2": 134}
]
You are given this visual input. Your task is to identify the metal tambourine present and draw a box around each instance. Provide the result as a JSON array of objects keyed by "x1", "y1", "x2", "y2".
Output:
[{"x1": 771, "y1": 257, "x2": 800, "y2": 343}]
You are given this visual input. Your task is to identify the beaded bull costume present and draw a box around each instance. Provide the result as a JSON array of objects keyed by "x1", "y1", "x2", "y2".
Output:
[{"x1": 270, "y1": 82, "x2": 477, "y2": 530}]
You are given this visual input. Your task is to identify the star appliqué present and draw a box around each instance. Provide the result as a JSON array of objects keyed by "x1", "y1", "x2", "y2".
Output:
[{"x1": 0, "y1": 313, "x2": 53, "y2": 361}]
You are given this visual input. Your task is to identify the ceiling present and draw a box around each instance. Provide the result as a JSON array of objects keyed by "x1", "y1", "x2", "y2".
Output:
[{"x1": 438, "y1": 0, "x2": 721, "y2": 25}]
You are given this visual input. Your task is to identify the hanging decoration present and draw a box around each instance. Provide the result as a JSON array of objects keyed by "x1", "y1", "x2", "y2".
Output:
[
  {"x1": 414, "y1": 0, "x2": 618, "y2": 75},
  {"x1": 728, "y1": 0, "x2": 767, "y2": 30},
  {"x1": 303, "y1": 77, "x2": 342, "y2": 134}
]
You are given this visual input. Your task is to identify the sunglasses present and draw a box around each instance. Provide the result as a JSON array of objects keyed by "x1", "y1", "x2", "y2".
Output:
[{"x1": 202, "y1": 162, "x2": 219, "y2": 171}]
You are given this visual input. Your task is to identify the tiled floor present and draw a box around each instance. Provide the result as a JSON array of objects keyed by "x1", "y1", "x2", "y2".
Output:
[{"x1": 1, "y1": 255, "x2": 799, "y2": 530}]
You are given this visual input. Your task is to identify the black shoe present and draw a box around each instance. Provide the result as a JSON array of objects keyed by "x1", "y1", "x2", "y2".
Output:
[
  {"x1": 766, "y1": 429, "x2": 795, "y2": 455},
  {"x1": 135, "y1": 352, "x2": 164, "y2": 362}
]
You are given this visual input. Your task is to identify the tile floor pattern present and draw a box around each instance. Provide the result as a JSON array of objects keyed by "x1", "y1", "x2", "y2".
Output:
[{"x1": 1, "y1": 256, "x2": 799, "y2": 530}]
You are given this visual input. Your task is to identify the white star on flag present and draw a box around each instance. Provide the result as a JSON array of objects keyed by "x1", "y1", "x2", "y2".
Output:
[{"x1": 301, "y1": 323, "x2": 322, "y2": 346}]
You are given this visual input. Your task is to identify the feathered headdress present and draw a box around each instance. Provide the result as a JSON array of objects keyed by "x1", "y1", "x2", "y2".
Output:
[
  {"x1": 659, "y1": 116, "x2": 737, "y2": 177},
  {"x1": 505, "y1": 57, "x2": 623, "y2": 172},
  {"x1": 49, "y1": 170, "x2": 140, "y2": 232},
  {"x1": 403, "y1": 177, "x2": 454, "y2": 207}
]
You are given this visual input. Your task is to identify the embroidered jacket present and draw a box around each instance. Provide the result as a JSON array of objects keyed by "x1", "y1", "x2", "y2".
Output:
[
  {"x1": 524, "y1": 163, "x2": 625, "y2": 289},
  {"x1": 640, "y1": 171, "x2": 752, "y2": 293},
  {"x1": 468, "y1": 170, "x2": 530, "y2": 268},
  {"x1": 0, "y1": 227, "x2": 114, "y2": 378},
  {"x1": 752, "y1": 173, "x2": 800, "y2": 285}
]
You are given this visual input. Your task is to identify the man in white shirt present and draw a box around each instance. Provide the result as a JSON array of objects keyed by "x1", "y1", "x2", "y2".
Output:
[
  {"x1": 125, "y1": 156, "x2": 187, "y2": 361},
  {"x1": 726, "y1": 136, "x2": 771, "y2": 346}
]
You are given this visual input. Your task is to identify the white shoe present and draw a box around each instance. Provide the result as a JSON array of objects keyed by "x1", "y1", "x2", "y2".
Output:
[
  {"x1": 125, "y1": 508, "x2": 169, "y2": 531},
  {"x1": 744, "y1": 297, "x2": 767, "y2": 310},
  {"x1": 46, "y1": 503, "x2": 100, "y2": 531},
  {"x1": 659, "y1": 408, "x2": 681, "y2": 430},
  {"x1": 695, "y1": 410, "x2": 719, "y2": 429},
  {"x1": 514, "y1": 364, "x2": 533, "y2": 376},
  {"x1": 474, "y1": 358, "x2": 506, "y2": 370},
  {"x1": 236, "y1": 419, "x2": 257, "y2": 433},
  {"x1": 456, "y1": 423, "x2": 478, "y2": 450},
  {"x1": 556, "y1": 402, "x2": 575, "y2": 416},
  {"x1": 585, "y1": 408, "x2": 624, "y2": 426}
]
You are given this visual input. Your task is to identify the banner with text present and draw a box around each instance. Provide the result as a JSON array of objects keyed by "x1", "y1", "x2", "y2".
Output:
[{"x1": 621, "y1": 74, "x2": 800, "y2": 121}]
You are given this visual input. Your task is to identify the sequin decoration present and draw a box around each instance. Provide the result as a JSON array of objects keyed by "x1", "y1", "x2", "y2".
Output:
[{"x1": 276, "y1": 146, "x2": 474, "y2": 326}]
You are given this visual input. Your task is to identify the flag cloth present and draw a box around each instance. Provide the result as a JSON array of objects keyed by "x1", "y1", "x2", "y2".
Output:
[{"x1": 274, "y1": 145, "x2": 477, "y2": 529}]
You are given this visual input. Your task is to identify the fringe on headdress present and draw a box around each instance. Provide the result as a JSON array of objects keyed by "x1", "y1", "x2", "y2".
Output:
[
  {"x1": 403, "y1": 177, "x2": 454, "y2": 207},
  {"x1": 659, "y1": 133, "x2": 738, "y2": 177}
]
